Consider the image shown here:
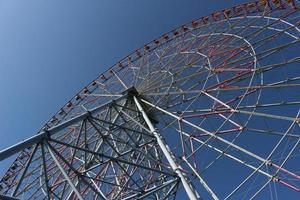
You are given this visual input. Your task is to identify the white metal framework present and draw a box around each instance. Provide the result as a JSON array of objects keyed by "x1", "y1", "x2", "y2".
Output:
[{"x1": 1, "y1": 0, "x2": 300, "y2": 199}]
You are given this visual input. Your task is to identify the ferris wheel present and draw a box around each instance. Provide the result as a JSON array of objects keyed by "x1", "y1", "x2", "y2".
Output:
[{"x1": 1, "y1": 0, "x2": 300, "y2": 199}]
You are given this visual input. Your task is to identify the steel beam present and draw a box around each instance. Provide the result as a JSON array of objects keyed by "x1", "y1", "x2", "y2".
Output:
[
  {"x1": 133, "y1": 96, "x2": 198, "y2": 200},
  {"x1": 0, "y1": 194, "x2": 20, "y2": 200},
  {"x1": 46, "y1": 142, "x2": 84, "y2": 200},
  {"x1": 12, "y1": 144, "x2": 39, "y2": 196},
  {"x1": 0, "y1": 95, "x2": 127, "y2": 161},
  {"x1": 41, "y1": 142, "x2": 51, "y2": 200},
  {"x1": 49, "y1": 138, "x2": 175, "y2": 177}
]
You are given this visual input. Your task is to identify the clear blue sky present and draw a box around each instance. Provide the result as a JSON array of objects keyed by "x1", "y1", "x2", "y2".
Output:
[{"x1": 4, "y1": 0, "x2": 290, "y2": 199}]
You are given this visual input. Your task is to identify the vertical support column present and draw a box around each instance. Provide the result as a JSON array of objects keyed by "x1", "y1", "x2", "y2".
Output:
[{"x1": 133, "y1": 96, "x2": 198, "y2": 200}]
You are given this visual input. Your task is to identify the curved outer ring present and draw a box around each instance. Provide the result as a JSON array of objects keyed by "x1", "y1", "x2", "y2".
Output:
[{"x1": 47, "y1": 0, "x2": 297, "y2": 130}]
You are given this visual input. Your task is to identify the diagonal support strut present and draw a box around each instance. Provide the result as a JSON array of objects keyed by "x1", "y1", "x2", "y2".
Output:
[{"x1": 133, "y1": 96, "x2": 198, "y2": 200}]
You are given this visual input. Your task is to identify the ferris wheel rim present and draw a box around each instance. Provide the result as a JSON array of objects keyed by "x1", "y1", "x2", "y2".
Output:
[{"x1": 40, "y1": 0, "x2": 298, "y2": 133}]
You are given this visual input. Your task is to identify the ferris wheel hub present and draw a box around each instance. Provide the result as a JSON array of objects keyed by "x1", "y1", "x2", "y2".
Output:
[{"x1": 122, "y1": 86, "x2": 139, "y2": 96}]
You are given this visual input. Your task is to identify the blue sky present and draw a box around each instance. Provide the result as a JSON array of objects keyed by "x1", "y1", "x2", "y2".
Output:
[
  {"x1": 6, "y1": 1, "x2": 298, "y2": 199},
  {"x1": 1, "y1": 0, "x2": 300, "y2": 199}
]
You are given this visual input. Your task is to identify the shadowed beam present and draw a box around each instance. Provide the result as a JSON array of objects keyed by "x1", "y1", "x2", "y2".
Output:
[{"x1": 0, "y1": 194, "x2": 20, "y2": 200}]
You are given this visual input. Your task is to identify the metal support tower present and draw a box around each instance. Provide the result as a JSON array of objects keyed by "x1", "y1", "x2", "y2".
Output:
[{"x1": 1, "y1": 1, "x2": 300, "y2": 199}]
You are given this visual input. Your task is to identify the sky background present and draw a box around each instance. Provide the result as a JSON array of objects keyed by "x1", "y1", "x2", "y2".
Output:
[{"x1": 0, "y1": 0, "x2": 268, "y2": 198}]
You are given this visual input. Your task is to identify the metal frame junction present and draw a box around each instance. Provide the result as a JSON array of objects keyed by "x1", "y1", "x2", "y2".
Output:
[{"x1": 0, "y1": 89, "x2": 198, "y2": 199}]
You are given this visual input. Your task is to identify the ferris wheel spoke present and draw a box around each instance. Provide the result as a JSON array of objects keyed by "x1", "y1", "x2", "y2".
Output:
[
  {"x1": 139, "y1": 56, "x2": 208, "y2": 93},
  {"x1": 92, "y1": 81, "x2": 119, "y2": 96},
  {"x1": 196, "y1": 89, "x2": 300, "y2": 123},
  {"x1": 208, "y1": 74, "x2": 300, "y2": 93},
  {"x1": 192, "y1": 18, "x2": 253, "y2": 58},
  {"x1": 142, "y1": 63, "x2": 253, "y2": 97},
  {"x1": 140, "y1": 68, "x2": 211, "y2": 94},
  {"x1": 171, "y1": 127, "x2": 281, "y2": 199},
  {"x1": 82, "y1": 93, "x2": 123, "y2": 97},
  {"x1": 234, "y1": 109, "x2": 300, "y2": 123},
  {"x1": 175, "y1": 99, "x2": 300, "y2": 115},
  {"x1": 137, "y1": 35, "x2": 186, "y2": 89},
  {"x1": 177, "y1": 129, "x2": 273, "y2": 180},
  {"x1": 249, "y1": 17, "x2": 300, "y2": 48},
  {"x1": 243, "y1": 9, "x2": 299, "y2": 42},
  {"x1": 110, "y1": 70, "x2": 128, "y2": 90},
  {"x1": 264, "y1": 131, "x2": 300, "y2": 194},
  {"x1": 189, "y1": 35, "x2": 251, "y2": 73},
  {"x1": 140, "y1": 98, "x2": 300, "y2": 181},
  {"x1": 213, "y1": 83, "x2": 300, "y2": 92},
  {"x1": 182, "y1": 156, "x2": 219, "y2": 200},
  {"x1": 246, "y1": 127, "x2": 300, "y2": 139},
  {"x1": 250, "y1": 139, "x2": 300, "y2": 199},
  {"x1": 228, "y1": 119, "x2": 300, "y2": 198},
  {"x1": 212, "y1": 29, "x2": 299, "y2": 74}
]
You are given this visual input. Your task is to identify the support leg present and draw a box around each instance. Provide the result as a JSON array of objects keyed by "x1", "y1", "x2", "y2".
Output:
[{"x1": 133, "y1": 96, "x2": 198, "y2": 200}]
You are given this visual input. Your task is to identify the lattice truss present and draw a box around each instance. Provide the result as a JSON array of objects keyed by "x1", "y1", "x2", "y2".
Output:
[{"x1": 1, "y1": 0, "x2": 300, "y2": 199}]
